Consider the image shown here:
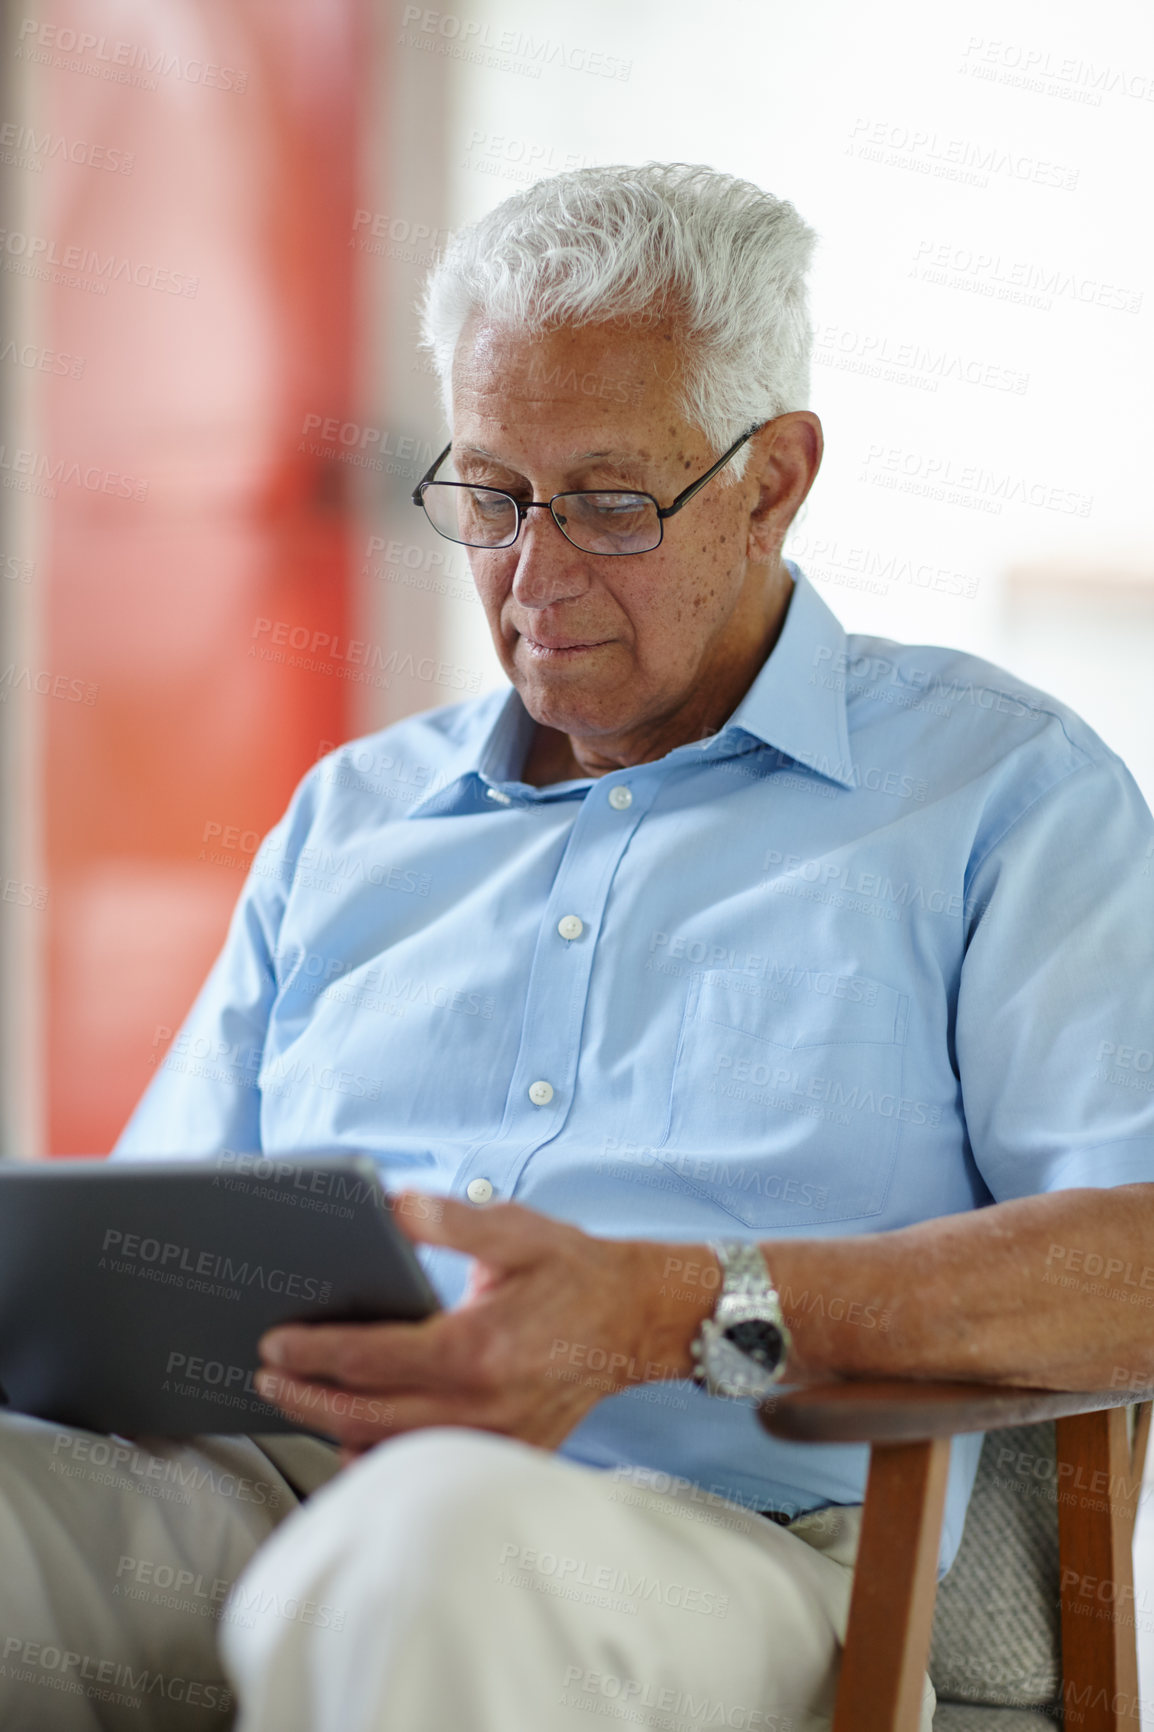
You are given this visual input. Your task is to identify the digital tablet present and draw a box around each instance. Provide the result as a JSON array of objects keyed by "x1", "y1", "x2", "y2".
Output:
[{"x1": 0, "y1": 1153, "x2": 441, "y2": 1437}]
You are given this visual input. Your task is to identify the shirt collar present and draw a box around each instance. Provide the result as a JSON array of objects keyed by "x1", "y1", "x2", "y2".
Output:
[
  {"x1": 408, "y1": 564, "x2": 855, "y2": 816},
  {"x1": 721, "y1": 563, "x2": 856, "y2": 787}
]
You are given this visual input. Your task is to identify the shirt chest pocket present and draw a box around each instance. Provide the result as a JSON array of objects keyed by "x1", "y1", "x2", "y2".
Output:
[{"x1": 657, "y1": 967, "x2": 909, "y2": 1228}]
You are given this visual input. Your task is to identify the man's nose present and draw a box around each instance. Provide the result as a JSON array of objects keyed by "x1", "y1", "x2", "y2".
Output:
[{"x1": 510, "y1": 510, "x2": 593, "y2": 609}]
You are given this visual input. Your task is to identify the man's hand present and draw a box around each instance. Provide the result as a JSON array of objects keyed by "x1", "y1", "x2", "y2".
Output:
[{"x1": 255, "y1": 1191, "x2": 714, "y2": 1463}]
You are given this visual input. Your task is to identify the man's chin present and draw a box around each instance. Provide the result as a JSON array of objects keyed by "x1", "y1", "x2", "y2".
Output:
[{"x1": 512, "y1": 680, "x2": 634, "y2": 744}]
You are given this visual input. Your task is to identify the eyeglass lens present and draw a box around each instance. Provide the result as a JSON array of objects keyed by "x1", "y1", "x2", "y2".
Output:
[{"x1": 419, "y1": 484, "x2": 661, "y2": 555}]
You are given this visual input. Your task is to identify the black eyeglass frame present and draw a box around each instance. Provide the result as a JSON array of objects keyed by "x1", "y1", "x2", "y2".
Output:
[{"x1": 410, "y1": 423, "x2": 764, "y2": 556}]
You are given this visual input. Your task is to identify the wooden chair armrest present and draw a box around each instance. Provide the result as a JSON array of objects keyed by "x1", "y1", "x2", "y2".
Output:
[
  {"x1": 758, "y1": 1378, "x2": 1154, "y2": 1445},
  {"x1": 757, "y1": 1383, "x2": 1153, "y2": 1732}
]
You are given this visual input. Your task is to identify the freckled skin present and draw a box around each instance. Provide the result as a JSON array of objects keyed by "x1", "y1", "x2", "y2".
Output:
[{"x1": 450, "y1": 316, "x2": 823, "y2": 784}]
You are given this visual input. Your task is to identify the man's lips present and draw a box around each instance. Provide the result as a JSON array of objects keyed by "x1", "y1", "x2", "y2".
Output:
[{"x1": 519, "y1": 633, "x2": 613, "y2": 657}]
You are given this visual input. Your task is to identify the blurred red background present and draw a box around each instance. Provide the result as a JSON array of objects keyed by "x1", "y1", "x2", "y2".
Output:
[{"x1": 33, "y1": 0, "x2": 367, "y2": 1152}]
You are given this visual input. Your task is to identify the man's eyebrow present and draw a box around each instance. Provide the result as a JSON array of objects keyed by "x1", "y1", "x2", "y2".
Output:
[{"x1": 455, "y1": 444, "x2": 648, "y2": 468}]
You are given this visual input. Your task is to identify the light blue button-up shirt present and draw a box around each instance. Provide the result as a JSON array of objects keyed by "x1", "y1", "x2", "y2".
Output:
[{"x1": 115, "y1": 566, "x2": 1154, "y2": 1572}]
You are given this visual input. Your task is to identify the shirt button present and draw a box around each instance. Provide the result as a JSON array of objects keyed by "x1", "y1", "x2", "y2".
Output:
[
  {"x1": 466, "y1": 1177, "x2": 494, "y2": 1204},
  {"x1": 528, "y1": 1080, "x2": 555, "y2": 1106},
  {"x1": 557, "y1": 915, "x2": 584, "y2": 941},
  {"x1": 608, "y1": 785, "x2": 633, "y2": 810}
]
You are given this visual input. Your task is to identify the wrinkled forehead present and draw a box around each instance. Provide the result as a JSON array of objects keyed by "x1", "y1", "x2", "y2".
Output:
[{"x1": 449, "y1": 312, "x2": 690, "y2": 441}]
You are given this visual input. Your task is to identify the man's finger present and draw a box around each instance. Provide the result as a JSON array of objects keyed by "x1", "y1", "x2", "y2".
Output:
[
  {"x1": 391, "y1": 1189, "x2": 552, "y2": 1263},
  {"x1": 253, "y1": 1368, "x2": 399, "y2": 1436},
  {"x1": 259, "y1": 1316, "x2": 454, "y2": 1389},
  {"x1": 254, "y1": 1368, "x2": 475, "y2": 1445}
]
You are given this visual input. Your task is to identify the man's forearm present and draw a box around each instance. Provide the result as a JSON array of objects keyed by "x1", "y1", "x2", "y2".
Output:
[{"x1": 631, "y1": 1183, "x2": 1154, "y2": 1394}]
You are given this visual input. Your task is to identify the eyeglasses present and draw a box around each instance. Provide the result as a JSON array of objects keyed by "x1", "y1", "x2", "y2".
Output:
[{"x1": 410, "y1": 424, "x2": 762, "y2": 557}]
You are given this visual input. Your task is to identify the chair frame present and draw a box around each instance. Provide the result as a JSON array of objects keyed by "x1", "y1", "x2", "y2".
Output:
[{"x1": 760, "y1": 1381, "x2": 1154, "y2": 1732}]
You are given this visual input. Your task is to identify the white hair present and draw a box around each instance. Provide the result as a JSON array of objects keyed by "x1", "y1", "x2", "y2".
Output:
[{"x1": 418, "y1": 162, "x2": 817, "y2": 483}]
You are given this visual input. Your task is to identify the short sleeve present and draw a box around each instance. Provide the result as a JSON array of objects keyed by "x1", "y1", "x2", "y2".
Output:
[
  {"x1": 111, "y1": 765, "x2": 322, "y2": 1158},
  {"x1": 956, "y1": 750, "x2": 1154, "y2": 1199}
]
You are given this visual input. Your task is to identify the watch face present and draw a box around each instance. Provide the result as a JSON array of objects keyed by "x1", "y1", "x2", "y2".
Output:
[{"x1": 722, "y1": 1318, "x2": 785, "y2": 1370}]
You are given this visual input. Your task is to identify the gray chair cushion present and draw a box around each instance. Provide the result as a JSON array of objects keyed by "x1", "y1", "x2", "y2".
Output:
[
  {"x1": 934, "y1": 1707, "x2": 1059, "y2": 1731},
  {"x1": 930, "y1": 1421, "x2": 1062, "y2": 1717}
]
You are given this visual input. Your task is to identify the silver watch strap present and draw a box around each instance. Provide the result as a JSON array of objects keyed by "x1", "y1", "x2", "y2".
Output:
[
  {"x1": 711, "y1": 1240, "x2": 775, "y2": 1293},
  {"x1": 690, "y1": 1239, "x2": 789, "y2": 1398}
]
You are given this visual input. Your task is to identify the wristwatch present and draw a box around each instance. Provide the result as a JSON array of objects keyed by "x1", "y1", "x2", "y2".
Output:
[{"x1": 689, "y1": 1241, "x2": 791, "y2": 1399}]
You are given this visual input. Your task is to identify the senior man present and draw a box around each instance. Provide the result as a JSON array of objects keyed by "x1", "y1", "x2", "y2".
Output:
[{"x1": 2, "y1": 164, "x2": 1151, "y2": 1732}]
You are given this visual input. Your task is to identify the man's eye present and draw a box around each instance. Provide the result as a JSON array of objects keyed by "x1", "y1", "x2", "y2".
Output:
[{"x1": 575, "y1": 494, "x2": 651, "y2": 520}]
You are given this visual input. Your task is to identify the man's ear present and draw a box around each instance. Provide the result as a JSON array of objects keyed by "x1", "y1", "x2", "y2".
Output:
[{"x1": 745, "y1": 412, "x2": 823, "y2": 563}]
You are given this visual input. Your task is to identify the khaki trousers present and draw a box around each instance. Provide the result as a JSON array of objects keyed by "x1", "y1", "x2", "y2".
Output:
[
  {"x1": 0, "y1": 1414, "x2": 935, "y2": 1731},
  {"x1": 0, "y1": 1412, "x2": 336, "y2": 1730}
]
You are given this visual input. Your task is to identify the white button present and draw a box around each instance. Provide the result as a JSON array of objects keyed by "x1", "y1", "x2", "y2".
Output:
[
  {"x1": 608, "y1": 785, "x2": 632, "y2": 810},
  {"x1": 528, "y1": 1080, "x2": 555, "y2": 1106},
  {"x1": 557, "y1": 915, "x2": 584, "y2": 941},
  {"x1": 485, "y1": 787, "x2": 511, "y2": 805},
  {"x1": 466, "y1": 1177, "x2": 494, "y2": 1204}
]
